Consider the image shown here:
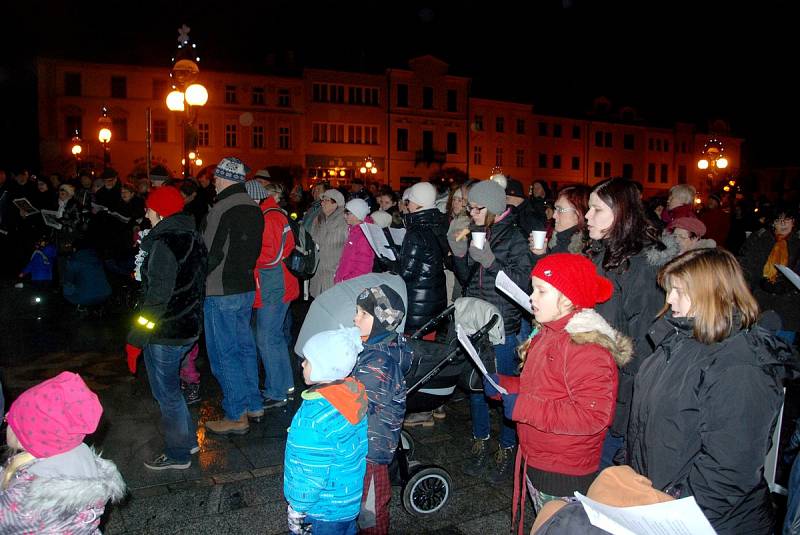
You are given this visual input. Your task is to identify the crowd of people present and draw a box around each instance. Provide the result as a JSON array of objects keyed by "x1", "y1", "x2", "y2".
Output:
[{"x1": 1, "y1": 158, "x2": 800, "y2": 534}]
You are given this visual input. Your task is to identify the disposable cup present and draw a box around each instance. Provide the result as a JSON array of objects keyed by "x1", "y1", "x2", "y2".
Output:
[
  {"x1": 531, "y1": 230, "x2": 547, "y2": 250},
  {"x1": 472, "y1": 231, "x2": 487, "y2": 250}
]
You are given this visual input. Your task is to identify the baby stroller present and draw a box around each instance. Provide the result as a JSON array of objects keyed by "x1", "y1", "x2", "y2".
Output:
[{"x1": 296, "y1": 274, "x2": 504, "y2": 517}]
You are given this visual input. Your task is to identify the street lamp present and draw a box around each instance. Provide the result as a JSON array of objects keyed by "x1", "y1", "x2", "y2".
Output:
[
  {"x1": 359, "y1": 155, "x2": 378, "y2": 177},
  {"x1": 98, "y1": 106, "x2": 112, "y2": 171},
  {"x1": 166, "y1": 24, "x2": 208, "y2": 178}
]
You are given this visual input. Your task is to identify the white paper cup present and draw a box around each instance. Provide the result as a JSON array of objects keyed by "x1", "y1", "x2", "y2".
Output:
[
  {"x1": 531, "y1": 230, "x2": 547, "y2": 250},
  {"x1": 472, "y1": 231, "x2": 487, "y2": 250}
]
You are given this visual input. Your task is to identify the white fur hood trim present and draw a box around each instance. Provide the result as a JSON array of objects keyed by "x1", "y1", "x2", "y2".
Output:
[{"x1": 564, "y1": 309, "x2": 633, "y2": 367}]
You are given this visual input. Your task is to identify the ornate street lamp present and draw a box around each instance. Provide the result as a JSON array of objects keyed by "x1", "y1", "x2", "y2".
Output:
[{"x1": 97, "y1": 106, "x2": 112, "y2": 171}]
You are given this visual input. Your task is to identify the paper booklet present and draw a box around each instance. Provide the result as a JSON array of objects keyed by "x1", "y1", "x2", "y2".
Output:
[
  {"x1": 360, "y1": 222, "x2": 397, "y2": 261},
  {"x1": 776, "y1": 264, "x2": 800, "y2": 291},
  {"x1": 575, "y1": 492, "x2": 716, "y2": 535},
  {"x1": 388, "y1": 227, "x2": 406, "y2": 246},
  {"x1": 91, "y1": 202, "x2": 109, "y2": 212},
  {"x1": 495, "y1": 270, "x2": 533, "y2": 314},
  {"x1": 456, "y1": 324, "x2": 508, "y2": 395},
  {"x1": 109, "y1": 211, "x2": 131, "y2": 224},
  {"x1": 40, "y1": 209, "x2": 63, "y2": 230},
  {"x1": 13, "y1": 197, "x2": 38, "y2": 215}
]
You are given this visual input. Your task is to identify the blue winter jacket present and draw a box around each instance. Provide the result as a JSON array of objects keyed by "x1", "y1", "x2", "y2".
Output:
[
  {"x1": 284, "y1": 378, "x2": 368, "y2": 521},
  {"x1": 22, "y1": 244, "x2": 57, "y2": 281},
  {"x1": 62, "y1": 248, "x2": 112, "y2": 306}
]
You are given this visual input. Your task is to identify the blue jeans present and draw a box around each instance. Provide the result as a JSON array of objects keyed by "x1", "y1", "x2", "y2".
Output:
[
  {"x1": 600, "y1": 432, "x2": 624, "y2": 469},
  {"x1": 303, "y1": 517, "x2": 357, "y2": 535},
  {"x1": 144, "y1": 343, "x2": 197, "y2": 463},
  {"x1": 204, "y1": 292, "x2": 262, "y2": 420},
  {"x1": 470, "y1": 333, "x2": 518, "y2": 448},
  {"x1": 256, "y1": 267, "x2": 295, "y2": 401}
]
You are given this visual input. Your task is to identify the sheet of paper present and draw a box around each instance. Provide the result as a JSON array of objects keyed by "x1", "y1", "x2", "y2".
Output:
[
  {"x1": 92, "y1": 202, "x2": 108, "y2": 213},
  {"x1": 13, "y1": 197, "x2": 38, "y2": 214},
  {"x1": 40, "y1": 209, "x2": 63, "y2": 230},
  {"x1": 456, "y1": 324, "x2": 508, "y2": 395},
  {"x1": 777, "y1": 265, "x2": 800, "y2": 291},
  {"x1": 575, "y1": 492, "x2": 716, "y2": 535},
  {"x1": 495, "y1": 270, "x2": 533, "y2": 314},
  {"x1": 360, "y1": 222, "x2": 396, "y2": 261},
  {"x1": 388, "y1": 227, "x2": 406, "y2": 246}
]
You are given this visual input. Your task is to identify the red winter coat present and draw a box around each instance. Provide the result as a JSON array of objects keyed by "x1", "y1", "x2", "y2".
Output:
[
  {"x1": 256, "y1": 197, "x2": 299, "y2": 304},
  {"x1": 499, "y1": 309, "x2": 632, "y2": 476},
  {"x1": 334, "y1": 216, "x2": 375, "y2": 284}
]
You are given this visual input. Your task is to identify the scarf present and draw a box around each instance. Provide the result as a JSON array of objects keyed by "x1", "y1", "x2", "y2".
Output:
[{"x1": 763, "y1": 234, "x2": 789, "y2": 283}]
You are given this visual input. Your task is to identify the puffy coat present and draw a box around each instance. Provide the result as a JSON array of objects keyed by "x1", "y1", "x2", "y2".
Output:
[
  {"x1": 256, "y1": 196, "x2": 299, "y2": 304},
  {"x1": 587, "y1": 240, "x2": 665, "y2": 436},
  {"x1": 627, "y1": 313, "x2": 798, "y2": 534},
  {"x1": 309, "y1": 207, "x2": 348, "y2": 297},
  {"x1": 21, "y1": 244, "x2": 57, "y2": 281},
  {"x1": 399, "y1": 208, "x2": 449, "y2": 332},
  {"x1": 334, "y1": 217, "x2": 375, "y2": 284},
  {"x1": 500, "y1": 310, "x2": 632, "y2": 476},
  {"x1": 284, "y1": 378, "x2": 368, "y2": 521},
  {"x1": 510, "y1": 198, "x2": 546, "y2": 236},
  {"x1": 452, "y1": 212, "x2": 532, "y2": 335}
]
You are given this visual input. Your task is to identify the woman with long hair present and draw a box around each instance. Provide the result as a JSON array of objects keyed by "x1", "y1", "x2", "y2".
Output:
[
  {"x1": 627, "y1": 247, "x2": 797, "y2": 534},
  {"x1": 529, "y1": 184, "x2": 590, "y2": 259},
  {"x1": 584, "y1": 177, "x2": 665, "y2": 466}
]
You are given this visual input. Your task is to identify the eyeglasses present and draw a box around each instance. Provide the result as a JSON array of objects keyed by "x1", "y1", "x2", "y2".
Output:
[
  {"x1": 553, "y1": 206, "x2": 576, "y2": 214},
  {"x1": 774, "y1": 217, "x2": 794, "y2": 225},
  {"x1": 468, "y1": 205, "x2": 486, "y2": 213}
]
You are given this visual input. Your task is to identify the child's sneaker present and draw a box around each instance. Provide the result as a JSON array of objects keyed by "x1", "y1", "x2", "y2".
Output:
[
  {"x1": 144, "y1": 453, "x2": 190, "y2": 470},
  {"x1": 263, "y1": 398, "x2": 288, "y2": 410}
]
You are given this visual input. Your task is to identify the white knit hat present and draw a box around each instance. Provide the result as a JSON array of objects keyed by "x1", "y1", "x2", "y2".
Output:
[
  {"x1": 345, "y1": 198, "x2": 370, "y2": 222},
  {"x1": 370, "y1": 210, "x2": 392, "y2": 228},
  {"x1": 302, "y1": 327, "x2": 363, "y2": 383},
  {"x1": 407, "y1": 182, "x2": 437, "y2": 209}
]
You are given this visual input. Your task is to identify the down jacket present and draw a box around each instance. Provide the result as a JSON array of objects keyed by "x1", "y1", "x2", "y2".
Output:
[
  {"x1": 627, "y1": 313, "x2": 799, "y2": 534},
  {"x1": 500, "y1": 309, "x2": 632, "y2": 476},
  {"x1": 399, "y1": 208, "x2": 449, "y2": 332},
  {"x1": 334, "y1": 216, "x2": 375, "y2": 284}
]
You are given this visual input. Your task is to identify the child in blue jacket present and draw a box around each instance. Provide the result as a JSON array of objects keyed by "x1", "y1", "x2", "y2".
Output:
[
  {"x1": 18, "y1": 237, "x2": 57, "y2": 289},
  {"x1": 284, "y1": 326, "x2": 368, "y2": 535}
]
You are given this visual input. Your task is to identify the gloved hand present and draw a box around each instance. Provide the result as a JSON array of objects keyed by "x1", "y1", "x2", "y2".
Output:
[
  {"x1": 483, "y1": 373, "x2": 502, "y2": 400},
  {"x1": 287, "y1": 504, "x2": 307, "y2": 535},
  {"x1": 501, "y1": 393, "x2": 518, "y2": 420},
  {"x1": 126, "y1": 344, "x2": 142, "y2": 374},
  {"x1": 469, "y1": 241, "x2": 495, "y2": 268},
  {"x1": 447, "y1": 215, "x2": 470, "y2": 257}
]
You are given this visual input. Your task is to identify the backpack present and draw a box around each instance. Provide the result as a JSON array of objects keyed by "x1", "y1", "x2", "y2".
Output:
[{"x1": 263, "y1": 207, "x2": 319, "y2": 279}]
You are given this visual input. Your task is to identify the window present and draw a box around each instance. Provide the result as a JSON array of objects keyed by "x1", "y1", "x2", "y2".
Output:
[
  {"x1": 65, "y1": 115, "x2": 82, "y2": 138},
  {"x1": 312, "y1": 123, "x2": 324, "y2": 143},
  {"x1": 604, "y1": 132, "x2": 613, "y2": 148},
  {"x1": 681, "y1": 141, "x2": 688, "y2": 153},
  {"x1": 279, "y1": 126, "x2": 291, "y2": 149},
  {"x1": 366, "y1": 88, "x2": 379, "y2": 106},
  {"x1": 552, "y1": 155, "x2": 562, "y2": 169},
  {"x1": 664, "y1": 140, "x2": 670, "y2": 152},
  {"x1": 225, "y1": 85, "x2": 237, "y2": 104},
  {"x1": 624, "y1": 133, "x2": 634, "y2": 150},
  {"x1": 495, "y1": 117, "x2": 505, "y2": 133},
  {"x1": 278, "y1": 89, "x2": 291, "y2": 107},
  {"x1": 660, "y1": 163, "x2": 668, "y2": 183},
  {"x1": 422, "y1": 130, "x2": 434, "y2": 152},
  {"x1": 474, "y1": 115, "x2": 484, "y2": 131},
  {"x1": 572, "y1": 125, "x2": 581, "y2": 139},
  {"x1": 622, "y1": 163, "x2": 633, "y2": 179},
  {"x1": 364, "y1": 126, "x2": 379, "y2": 145},
  {"x1": 252, "y1": 125, "x2": 265, "y2": 149},
  {"x1": 647, "y1": 163, "x2": 656, "y2": 183},
  {"x1": 225, "y1": 124, "x2": 238, "y2": 147},
  {"x1": 313, "y1": 83, "x2": 325, "y2": 102},
  {"x1": 197, "y1": 123, "x2": 209, "y2": 147},
  {"x1": 446, "y1": 132, "x2": 458, "y2": 154},
  {"x1": 111, "y1": 76, "x2": 127, "y2": 99},
  {"x1": 517, "y1": 119, "x2": 526, "y2": 135},
  {"x1": 495, "y1": 147, "x2": 503, "y2": 167},
  {"x1": 397, "y1": 128, "x2": 409, "y2": 152},
  {"x1": 152, "y1": 79, "x2": 167, "y2": 100},
  {"x1": 655, "y1": 139, "x2": 662, "y2": 152},
  {"x1": 539, "y1": 153, "x2": 548, "y2": 168},
  {"x1": 595, "y1": 131, "x2": 603, "y2": 147},
  {"x1": 112, "y1": 118, "x2": 127, "y2": 141},
  {"x1": 251, "y1": 87, "x2": 265, "y2": 106},
  {"x1": 553, "y1": 123, "x2": 562, "y2": 138},
  {"x1": 396, "y1": 84, "x2": 408, "y2": 107},
  {"x1": 516, "y1": 149, "x2": 525, "y2": 168},
  {"x1": 594, "y1": 161, "x2": 602, "y2": 177},
  {"x1": 152, "y1": 119, "x2": 168, "y2": 143},
  {"x1": 447, "y1": 89, "x2": 458, "y2": 112},
  {"x1": 648, "y1": 138, "x2": 654, "y2": 151},
  {"x1": 538, "y1": 122, "x2": 548, "y2": 136},
  {"x1": 678, "y1": 165, "x2": 687, "y2": 184},
  {"x1": 473, "y1": 146, "x2": 482, "y2": 165},
  {"x1": 64, "y1": 72, "x2": 81, "y2": 96},
  {"x1": 603, "y1": 162, "x2": 611, "y2": 177},
  {"x1": 422, "y1": 87, "x2": 434, "y2": 109},
  {"x1": 571, "y1": 156, "x2": 580, "y2": 170}
]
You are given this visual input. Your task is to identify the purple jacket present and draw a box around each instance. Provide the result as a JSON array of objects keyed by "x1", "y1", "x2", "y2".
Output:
[{"x1": 334, "y1": 217, "x2": 375, "y2": 284}]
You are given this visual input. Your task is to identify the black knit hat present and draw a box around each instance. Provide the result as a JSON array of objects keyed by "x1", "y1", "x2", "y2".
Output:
[{"x1": 356, "y1": 285, "x2": 405, "y2": 336}]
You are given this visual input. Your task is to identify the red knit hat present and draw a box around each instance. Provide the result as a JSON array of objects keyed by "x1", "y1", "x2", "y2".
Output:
[
  {"x1": 531, "y1": 253, "x2": 613, "y2": 308},
  {"x1": 146, "y1": 186, "x2": 184, "y2": 218}
]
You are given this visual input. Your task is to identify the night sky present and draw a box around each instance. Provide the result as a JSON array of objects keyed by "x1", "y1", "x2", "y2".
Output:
[{"x1": 3, "y1": 0, "x2": 798, "y2": 173}]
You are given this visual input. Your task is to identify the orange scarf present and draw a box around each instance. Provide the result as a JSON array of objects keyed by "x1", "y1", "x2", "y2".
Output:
[{"x1": 763, "y1": 234, "x2": 789, "y2": 283}]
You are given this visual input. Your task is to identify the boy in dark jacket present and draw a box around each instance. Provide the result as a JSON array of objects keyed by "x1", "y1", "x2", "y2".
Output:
[{"x1": 352, "y1": 285, "x2": 409, "y2": 535}]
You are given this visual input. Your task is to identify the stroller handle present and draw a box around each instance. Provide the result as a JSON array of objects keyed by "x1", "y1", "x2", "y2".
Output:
[
  {"x1": 469, "y1": 314, "x2": 499, "y2": 344},
  {"x1": 409, "y1": 304, "x2": 456, "y2": 340}
]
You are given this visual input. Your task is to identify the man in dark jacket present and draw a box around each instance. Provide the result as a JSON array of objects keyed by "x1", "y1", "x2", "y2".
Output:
[
  {"x1": 505, "y1": 178, "x2": 546, "y2": 236},
  {"x1": 201, "y1": 157, "x2": 264, "y2": 436},
  {"x1": 126, "y1": 186, "x2": 207, "y2": 470},
  {"x1": 399, "y1": 181, "x2": 449, "y2": 334}
]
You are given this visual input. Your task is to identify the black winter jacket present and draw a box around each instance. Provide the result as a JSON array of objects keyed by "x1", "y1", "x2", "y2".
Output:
[
  {"x1": 452, "y1": 214, "x2": 532, "y2": 335},
  {"x1": 588, "y1": 240, "x2": 665, "y2": 436},
  {"x1": 510, "y1": 198, "x2": 546, "y2": 236},
  {"x1": 628, "y1": 314, "x2": 798, "y2": 534},
  {"x1": 130, "y1": 213, "x2": 208, "y2": 346},
  {"x1": 399, "y1": 208, "x2": 449, "y2": 332}
]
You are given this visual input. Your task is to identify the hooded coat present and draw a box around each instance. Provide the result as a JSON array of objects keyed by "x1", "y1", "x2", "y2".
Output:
[
  {"x1": 334, "y1": 216, "x2": 375, "y2": 284},
  {"x1": 627, "y1": 313, "x2": 799, "y2": 534},
  {"x1": 309, "y1": 207, "x2": 348, "y2": 297}
]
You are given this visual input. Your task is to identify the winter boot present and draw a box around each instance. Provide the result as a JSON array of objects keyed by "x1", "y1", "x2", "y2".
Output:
[{"x1": 463, "y1": 437, "x2": 491, "y2": 477}]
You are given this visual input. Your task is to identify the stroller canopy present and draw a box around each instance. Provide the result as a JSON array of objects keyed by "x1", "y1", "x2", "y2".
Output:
[{"x1": 295, "y1": 273, "x2": 408, "y2": 357}]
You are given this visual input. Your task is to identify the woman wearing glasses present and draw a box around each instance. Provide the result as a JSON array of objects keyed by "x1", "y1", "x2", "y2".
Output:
[
  {"x1": 448, "y1": 179, "x2": 532, "y2": 482},
  {"x1": 529, "y1": 185, "x2": 591, "y2": 260},
  {"x1": 309, "y1": 189, "x2": 349, "y2": 298}
]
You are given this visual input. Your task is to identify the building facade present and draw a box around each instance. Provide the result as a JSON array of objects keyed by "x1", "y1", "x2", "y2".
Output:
[{"x1": 38, "y1": 56, "x2": 742, "y2": 197}]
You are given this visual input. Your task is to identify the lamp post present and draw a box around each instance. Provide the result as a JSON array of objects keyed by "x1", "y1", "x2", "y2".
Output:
[
  {"x1": 359, "y1": 155, "x2": 378, "y2": 183},
  {"x1": 166, "y1": 24, "x2": 208, "y2": 178},
  {"x1": 97, "y1": 106, "x2": 112, "y2": 172},
  {"x1": 697, "y1": 138, "x2": 733, "y2": 202},
  {"x1": 70, "y1": 131, "x2": 83, "y2": 175}
]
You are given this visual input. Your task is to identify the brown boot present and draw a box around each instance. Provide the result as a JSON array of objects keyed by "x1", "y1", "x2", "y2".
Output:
[{"x1": 205, "y1": 413, "x2": 249, "y2": 435}]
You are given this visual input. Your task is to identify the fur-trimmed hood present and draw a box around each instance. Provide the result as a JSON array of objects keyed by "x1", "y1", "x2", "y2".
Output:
[
  {"x1": 646, "y1": 231, "x2": 717, "y2": 267},
  {"x1": 548, "y1": 226, "x2": 586, "y2": 254},
  {"x1": 563, "y1": 309, "x2": 634, "y2": 367}
]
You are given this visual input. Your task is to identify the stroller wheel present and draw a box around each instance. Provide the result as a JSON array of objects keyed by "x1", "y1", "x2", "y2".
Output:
[
  {"x1": 400, "y1": 429, "x2": 415, "y2": 460},
  {"x1": 402, "y1": 466, "x2": 452, "y2": 516}
]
